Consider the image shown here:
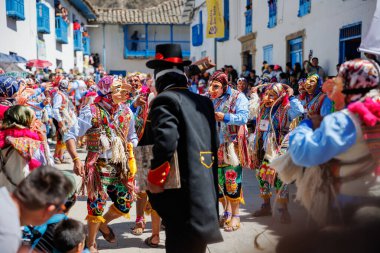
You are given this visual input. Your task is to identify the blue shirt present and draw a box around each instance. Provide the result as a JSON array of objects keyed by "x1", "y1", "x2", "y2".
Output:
[
  {"x1": 288, "y1": 111, "x2": 357, "y2": 167},
  {"x1": 213, "y1": 87, "x2": 249, "y2": 144}
]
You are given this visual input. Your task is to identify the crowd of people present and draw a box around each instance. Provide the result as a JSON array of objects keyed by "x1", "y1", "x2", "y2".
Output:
[{"x1": 0, "y1": 43, "x2": 379, "y2": 253}]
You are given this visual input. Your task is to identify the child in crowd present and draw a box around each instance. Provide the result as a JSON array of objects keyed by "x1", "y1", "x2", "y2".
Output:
[{"x1": 54, "y1": 219, "x2": 89, "y2": 253}]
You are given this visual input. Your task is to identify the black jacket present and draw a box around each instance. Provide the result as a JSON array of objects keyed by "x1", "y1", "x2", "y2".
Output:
[{"x1": 142, "y1": 84, "x2": 222, "y2": 244}]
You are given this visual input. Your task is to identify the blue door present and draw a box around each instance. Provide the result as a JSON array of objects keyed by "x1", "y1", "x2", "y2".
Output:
[
  {"x1": 263, "y1": 45, "x2": 273, "y2": 64},
  {"x1": 289, "y1": 37, "x2": 303, "y2": 66}
]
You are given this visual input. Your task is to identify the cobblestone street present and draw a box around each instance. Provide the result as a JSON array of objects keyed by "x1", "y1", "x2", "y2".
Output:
[{"x1": 58, "y1": 149, "x2": 311, "y2": 253}]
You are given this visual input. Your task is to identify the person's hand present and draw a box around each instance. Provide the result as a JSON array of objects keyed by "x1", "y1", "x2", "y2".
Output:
[
  {"x1": 147, "y1": 181, "x2": 164, "y2": 194},
  {"x1": 58, "y1": 121, "x2": 63, "y2": 129},
  {"x1": 73, "y1": 159, "x2": 85, "y2": 177},
  {"x1": 134, "y1": 95, "x2": 146, "y2": 108},
  {"x1": 251, "y1": 86, "x2": 259, "y2": 94},
  {"x1": 44, "y1": 82, "x2": 53, "y2": 91},
  {"x1": 287, "y1": 87, "x2": 294, "y2": 97},
  {"x1": 215, "y1": 112, "x2": 225, "y2": 122}
]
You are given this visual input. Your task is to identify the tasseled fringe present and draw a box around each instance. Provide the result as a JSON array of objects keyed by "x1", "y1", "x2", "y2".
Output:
[
  {"x1": 100, "y1": 134, "x2": 110, "y2": 152},
  {"x1": 56, "y1": 141, "x2": 66, "y2": 150},
  {"x1": 260, "y1": 193, "x2": 272, "y2": 200},
  {"x1": 225, "y1": 196, "x2": 245, "y2": 205},
  {"x1": 109, "y1": 204, "x2": 130, "y2": 219},
  {"x1": 224, "y1": 142, "x2": 240, "y2": 167},
  {"x1": 249, "y1": 93, "x2": 260, "y2": 119},
  {"x1": 275, "y1": 197, "x2": 289, "y2": 204},
  {"x1": 86, "y1": 165, "x2": 103, "y2": 200},
  {"x1": 127, "y1": 142, "x2": 137, "y2": 177},
  {"x1": 86, "y1": 215, "x2": 106, "y2": 224},
  {"x1": 111, "y1": 136, "x2": 128, "y2": 173}
]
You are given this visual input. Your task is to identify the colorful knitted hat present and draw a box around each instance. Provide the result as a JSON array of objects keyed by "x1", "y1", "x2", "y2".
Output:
[
  {"x1": 339, "y1": 59, "x2": 380, "y2": 102},
  {"x1": 97, "y1": 75, "x2": 114, "y2": 96},
  {"x1": 209, "y1": 70, "x2": 228, "y2": 87}
]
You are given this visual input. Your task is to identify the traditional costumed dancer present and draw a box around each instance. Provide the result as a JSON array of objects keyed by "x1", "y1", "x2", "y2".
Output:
[
  {"x1": 208, "y1": 70, "x2": 249, "y2": 232},
  {"x1": 128, "y1": 72, "x2": 151, "y2": 236},
  {"x1": 51, "y1": 78, "x2": 76, "y2": 164},
  {"x1": 65, "y1": 76, "x2": 138, "y2": 252},
  {"x1": 287, "y1": 59, "x2": 380, "y2": 225},
  {"x1": 251, "y1": 83, "x2": 304, "y2": 223}
]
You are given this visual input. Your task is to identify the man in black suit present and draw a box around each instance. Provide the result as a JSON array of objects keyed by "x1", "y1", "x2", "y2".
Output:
[{"x1": 143, "y1": 44, "x2": 223, "y2": 253}]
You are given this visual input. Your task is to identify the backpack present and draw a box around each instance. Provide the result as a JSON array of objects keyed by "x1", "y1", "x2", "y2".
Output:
[{"x1": 22, "y1": 214, "x2": 68, "y2": 249}]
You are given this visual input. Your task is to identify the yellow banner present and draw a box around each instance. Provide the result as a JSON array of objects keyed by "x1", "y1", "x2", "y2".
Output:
[{"x1": 206, "y1": 0, "x2": 225, "y2": 38}]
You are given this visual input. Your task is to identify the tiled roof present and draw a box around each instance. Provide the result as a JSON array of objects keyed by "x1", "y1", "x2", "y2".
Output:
[{"x1": 93, "y1": 0, "x2": 190, "y2": 24}]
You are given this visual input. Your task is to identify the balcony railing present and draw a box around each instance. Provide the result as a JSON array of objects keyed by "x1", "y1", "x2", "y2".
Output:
[
  {"x1": 55, "y1": 17, "x2": 68, "y2": 44},
  {"x1": 74, "y1": 30, "x2": 83, "y2": 51},
  {"x1": 83, "y1": 37, "x2": 91, "y2": 55},
  {"x1": 125, "y1": 41, "x2": 190, "y2": 58},
  {"x1": 6, "y1": 0, "x2": 25, "y2": 21},
  {"x1": 37, "y1": 3, "x2": 50, "y2": 34},
  {"x1": 245, "y1": 10, "x2": 252, "y2": 34}
]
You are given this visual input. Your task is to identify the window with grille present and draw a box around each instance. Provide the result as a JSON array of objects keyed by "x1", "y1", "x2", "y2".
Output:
[
  {"x1": 298, "y1": 0, "x2": 311, "y2": 17},
  {"x1": 339, "y1": 22, "x2": 362, "y2": 63},
  {"x1": 267, "y1": 0, "x2": 277, "y2": 29},
  {"x1": 263, "y1": 45, "x2": 273, "y2": 64}
]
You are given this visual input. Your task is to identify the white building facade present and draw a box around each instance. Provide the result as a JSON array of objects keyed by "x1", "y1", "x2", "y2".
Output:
[
  {"x1": 189, "y1": 0, "x2": 377, "y2": 76},
  {"x1": 88, "y1": 0, "x2": 190, "y2": 75},
  {"x1": 0, "y1": 0, "x2": 96, "y2": 72}
]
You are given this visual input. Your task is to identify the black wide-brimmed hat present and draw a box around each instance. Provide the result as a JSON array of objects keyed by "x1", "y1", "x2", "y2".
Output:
[{"x1": 146, "y1": 44, "x2": 192, "y2": 69}]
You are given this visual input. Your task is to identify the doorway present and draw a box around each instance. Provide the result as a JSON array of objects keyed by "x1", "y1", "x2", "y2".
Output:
[{"x1": 242, "y1": 51, "x2": 252, "y2": 71}]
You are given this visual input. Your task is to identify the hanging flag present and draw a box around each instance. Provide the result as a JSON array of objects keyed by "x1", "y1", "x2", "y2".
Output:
[
  {"x1": 206, "y1": 0, "x2": 225, "y2": 38},
  {"x1": 358, "y1": 0, "x2": 380, "y2": 56}
]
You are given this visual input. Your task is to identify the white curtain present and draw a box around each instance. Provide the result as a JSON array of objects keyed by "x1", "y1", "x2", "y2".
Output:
[{"x1": 359, "y1": 0, "x2": 380, "y2": 56}]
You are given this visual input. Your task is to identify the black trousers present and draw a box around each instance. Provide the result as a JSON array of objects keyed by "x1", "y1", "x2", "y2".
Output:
[{"x1": 165, "y1": 222, "x2": 207, "y2": 253}]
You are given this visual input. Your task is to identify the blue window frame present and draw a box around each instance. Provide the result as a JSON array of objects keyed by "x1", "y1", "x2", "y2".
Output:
[
  {"x1": 6, "y1": 0, "x2": 25, "y2": 20},
  {"x1": 298, "y1": 0, "x2": 311, "y2": 17},
  {"x1": 263, "y1": 45, "x2": 273, "y2": 64},
  {"x1": 37, "y1": 2, "x2": 50, "y2": 34},
  {"x1": 217, "y1": 0, "x2": 229, "y2": 42},
  {"x1": 124, "y1": 24, "x2": 190, "y2": 58},
  {"x1": 109, "y1": 70, "x2": 127, "y2": 77},
  {"x1": 192, "y1": 11, "x2": 203, "y2": 47},
  {"x1": 74, "y1": 30, "x2": 83, "y2": 51},
  {"x1": 83, "y1": 37, "x2": 91, "y2": 55},
  {"x1": 267, "y1": 0, "x2": 277, "y2": 29},
  {"x1": 245, "y1": 0, "x2": 252, "y2": 34},
  {"x1": 339, "y1": 22, "x2": 362, "y2": 63},
  {"x1": 289, "y1": 37, "x2": 303, "y2": 66},
  {"x1": 55, "y1": 16, "x2": 68, "y2": 44}
]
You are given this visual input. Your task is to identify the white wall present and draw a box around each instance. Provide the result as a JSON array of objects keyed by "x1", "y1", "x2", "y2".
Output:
[
  {"x1": 0, "y1": 0, "x2": 89, "y2": 72},
  {"x1": 89, "y1": 24, "x2": 190, "y2": 74},
  {"x1": 216, "y1": 0, "x2": 244, "y2": 72},
  {"x1": 0, "y1": 0, "x2": 38, "y2": 61},
  {"x1": 190, "y1": 0, "x2": 377, "y2": 76},
  {"x1": 89, "y1": 24, "x2": 152, "y2": 74},
  {"x1": 190, "y1": 1, "x2": 215, "y2": 67},
  {"x1": 253, "y1": 0, "x2": 376, "y2": 76}
]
